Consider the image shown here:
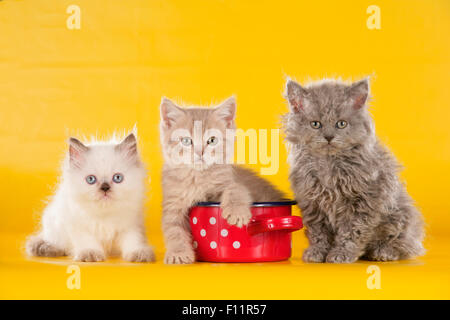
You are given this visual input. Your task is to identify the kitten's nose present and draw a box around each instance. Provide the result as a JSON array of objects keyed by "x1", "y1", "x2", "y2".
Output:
[
  {"x1": 324, "y1": 135, "x2": 334, "y2": 143},
  {"x1": 100, "y1": 182, "x2": 111, "y2": 192},
  {"x1": 194, "y1": 147, "x2": 203, "y2": 159},
  {"x1": 195, "y1": 151, "x2": 202, "y2": 158}
]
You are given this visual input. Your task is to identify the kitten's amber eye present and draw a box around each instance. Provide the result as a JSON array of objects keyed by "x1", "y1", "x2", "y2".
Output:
[
  {"x1": 207, "y1": 136, "x2": 218, "y2": 146},
  {"x1": 85, "y1": 175, "x2": 97, "y2": 185},
  {"x1": 180, "y1": 137, "x2": 192, "y2": 146},
  {"x1": 310, "y1": 121, "x2": 322, "y2": 129},
  {"x1": 336, "y1": 120, "x2": 348, "y2": 129}
]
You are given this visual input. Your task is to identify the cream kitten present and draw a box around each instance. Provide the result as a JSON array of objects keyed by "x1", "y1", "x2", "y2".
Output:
[
  {"x1": 160, "y1": 97, "x2": 285, "y2": 264},
  {"x1": 26, "y1": 133, "x2": 154, "y2": 262}
]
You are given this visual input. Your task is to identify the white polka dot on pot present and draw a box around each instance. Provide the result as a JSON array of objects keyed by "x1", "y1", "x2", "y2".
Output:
[
  {"x1": 209, "y1": 217, "x2": 216, "y2": 225},
  {"x1": 233, "y1": 241, "x2": 240, "y2": 249},
  {"x1": 200, "y1": 229, "x2": 206, "y2": 237},
  {"x1": 210, "y1": 241, "x2": 217, "y2": 249},
  {"x1": 192, "y1": 217, "x2": 197, "y2": 224},
  {"x1": 220, "y1": 229, "x2": 228, "y2": 237}
]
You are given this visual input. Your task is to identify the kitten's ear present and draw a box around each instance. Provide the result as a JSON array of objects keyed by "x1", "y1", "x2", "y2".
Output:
[
  {"x1": 347, "y1": 79, "x2": 369, "y2": 110},
  {"x1": 286, "y1": 79, "x2": 309, "y2": 113},
  {"x1": 116, "y1": 133, "x2": 138, "y2": 159},
  {"x1": 160, "y1": 97, "x2": 184, "y2": 129},
  {"x1": 214, "y1": 96, "x2": 236, "y2": 128},
  {"x1": 69, "y1": 138, "x2": 88, "y2": 169}
]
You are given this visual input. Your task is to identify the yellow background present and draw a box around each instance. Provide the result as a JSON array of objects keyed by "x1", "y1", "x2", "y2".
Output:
[{"x1": 1, "y1": 0, "x2": 449, "y2": 299}]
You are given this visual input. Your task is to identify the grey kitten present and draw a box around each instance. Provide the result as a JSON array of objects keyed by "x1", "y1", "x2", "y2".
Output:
[{"x1": 283, "y1": 78, "x2": 425, "y2": 263}]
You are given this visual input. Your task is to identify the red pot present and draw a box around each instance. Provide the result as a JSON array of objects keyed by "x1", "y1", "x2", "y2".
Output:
[{"x1": 189, "y1": 200, "x2": 302, "y2": 262}]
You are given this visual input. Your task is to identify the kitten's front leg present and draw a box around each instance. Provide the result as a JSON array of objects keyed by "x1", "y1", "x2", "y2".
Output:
[
  {"x1": 220, "y1": 183, "x2": 252, "y2": 228},
  {"x1": 71, "y1": 231, "x2": 105, "y2": 262},
  {"x1": 162, "y1": 202, "x2": 196, "y2": 264},
  {"x1": 302, "y1": 207, "x2": 333, "y2": 263},
  {"x1": 119, "y1": 228, "x2": 155, "y2": 263},
  {"x1": 326, "y1": 213, "x2": 377, "y2": 264}
]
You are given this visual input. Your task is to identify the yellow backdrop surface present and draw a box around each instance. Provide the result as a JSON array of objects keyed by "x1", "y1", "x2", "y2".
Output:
[{"x1": 0, "y1": 0, "x2": 449, "y2": 299}]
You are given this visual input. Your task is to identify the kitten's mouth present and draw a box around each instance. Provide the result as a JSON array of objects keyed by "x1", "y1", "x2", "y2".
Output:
[
  {"x1": 313, "y1": 142, "x2": 340, "y2": 155},
  {"x1": 320, "y1": 142, "x2": 334, "y2": 148},
  {"x1": 326, "y1": 144, "x2": 339, "y2": 151},
  {"x1": 193, "y1": 162, "x2": 206, "y2": 170},
  {"x1": 99, "y1": 192, "x2": 112, "y2": 200}
]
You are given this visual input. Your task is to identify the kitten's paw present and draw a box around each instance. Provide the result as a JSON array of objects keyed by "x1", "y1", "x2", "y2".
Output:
[
  {"x1": 123, "y1": 247, "x2": 155, "y2": 263},
  {"x1": 364, "y1": 246, "x2": 401, "y2": 262},
  {"x1": 302, "y1": 246, "x2": 328, "y2": 263},
  {"x1": 26, "y1": 237, "x2": 65, "y2": 257},
  {"x1": 74, "y1": 249, "x2": 105, "y2": 262},
  {"x1": 326, "y1": 248, "x2": 358, "y2": 264},
  {"x1": 221, "y1": 206, "x2": 252, "y2": 228},
  {"x1": 164, "y1": 249, "x2": 195, "y2": 264}
]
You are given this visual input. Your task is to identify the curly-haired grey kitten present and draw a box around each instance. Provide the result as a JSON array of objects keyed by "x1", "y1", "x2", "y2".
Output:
[{"x1": 283, "y1": 78, "x2": 425, "y2": 263}]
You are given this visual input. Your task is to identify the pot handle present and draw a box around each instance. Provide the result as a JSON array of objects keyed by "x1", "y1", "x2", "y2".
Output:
[{"x1": 247, "y1": 216, "x2": 303, "y2": 236}]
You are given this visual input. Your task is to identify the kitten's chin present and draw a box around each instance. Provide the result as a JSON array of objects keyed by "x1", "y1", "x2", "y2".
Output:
[
  {"x1": 188, "y1": 158, "x2": 218, "y2": 171},
  {"x1": 312, "y1": 144, "x2": 342, "y2": 156},
  {"x1": 165, "y1": 159, "x2": 222, "y2": 171},
  {"x1": 93, "y1": 193, "x2": 115, "y2": 205},
  {"x1": 193, "y1": 161, "x2": 213, "y2": 171}
]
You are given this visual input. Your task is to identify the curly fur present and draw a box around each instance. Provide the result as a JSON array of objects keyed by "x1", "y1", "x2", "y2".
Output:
[{"x1": 283, "y1": 78, "x2": 425, "y2": 263}]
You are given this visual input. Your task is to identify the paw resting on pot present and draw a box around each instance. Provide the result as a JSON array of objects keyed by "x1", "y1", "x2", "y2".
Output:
[{"x1": 221, "y1": 206, "x2": 252, "y2": 228}]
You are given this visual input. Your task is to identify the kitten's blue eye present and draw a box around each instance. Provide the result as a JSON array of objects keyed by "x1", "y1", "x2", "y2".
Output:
[
  {"x1": 181, "y1": 137, "x2": 192, "y2": 146},
  {"x1": 85, "y1": 175, "x2": 97, "y2": 185},
  {"x1": 207, "y1": 136, "x2": 218, "y2": 146},
  {"x1": 112, "y1": 173, "x2": 124, "y2": 183},
  {"x1": 310, "y1": 121, "x2": 322, "y2": 129},
  {"x1": 336, "y1": 120, "x2": 348, "y2": 129}
]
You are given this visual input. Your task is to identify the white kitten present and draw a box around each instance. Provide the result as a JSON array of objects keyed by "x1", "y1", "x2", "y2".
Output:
[{"x1": 26, "y1": 133, "x2": 154, "y2": 262}]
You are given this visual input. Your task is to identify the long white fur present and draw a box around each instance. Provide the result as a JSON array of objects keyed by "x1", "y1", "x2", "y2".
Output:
[{"x1": 27, "y1": 131, "x2": 153, "y2": 262}]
